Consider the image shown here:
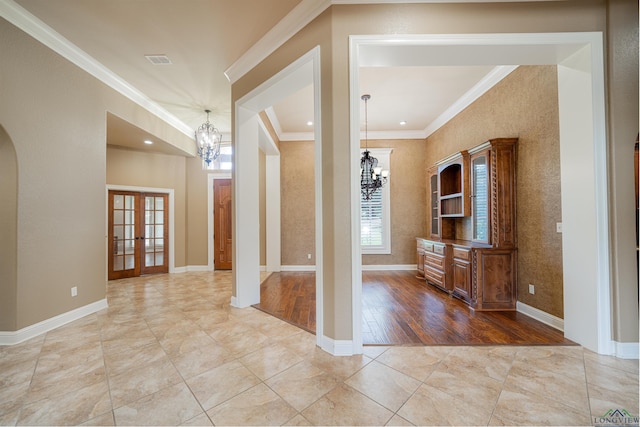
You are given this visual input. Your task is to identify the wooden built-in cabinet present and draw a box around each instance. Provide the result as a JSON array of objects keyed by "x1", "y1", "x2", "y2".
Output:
[{"x1": 418, "y1": 138, "x2": 518, "y2": 311}]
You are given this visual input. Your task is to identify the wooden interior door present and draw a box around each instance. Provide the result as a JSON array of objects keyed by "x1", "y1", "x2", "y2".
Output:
[
  {"x1": 108, "y1": 190, "x2": 169, "y2": 280},
  {"x1": 214, "y1": 179, "x2": 232, "y2": 270}
]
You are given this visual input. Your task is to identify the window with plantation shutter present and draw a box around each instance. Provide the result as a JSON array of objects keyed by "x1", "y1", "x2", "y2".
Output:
[{"x1": 361, "y1": 148, "x2": 391, "y2": 254}]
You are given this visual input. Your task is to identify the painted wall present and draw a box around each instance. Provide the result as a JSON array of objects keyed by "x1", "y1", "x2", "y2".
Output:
[
  {"x1": 0, "y1": 17, "x2": 193, "y2": 330},
  {"x1": 425, "y1": 65, "x2": 563, "y2": 318},
  {"x1": 233, "y1": 1, "x2": 612, "y2": 343},
  {"x1": 106, "y1": 146, "x2": 188, "y2": 268},
  {"x1": 0, "y1": 126, "x2": 18, "y2": 331}
]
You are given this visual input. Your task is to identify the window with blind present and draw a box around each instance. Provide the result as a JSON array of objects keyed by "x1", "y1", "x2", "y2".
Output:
[
  {"x1": 361, "y1": 148, "x2": 391, "y2": 254},
  {"x1": 204, "y1": 143, "x2": 233, "y2": 170}
]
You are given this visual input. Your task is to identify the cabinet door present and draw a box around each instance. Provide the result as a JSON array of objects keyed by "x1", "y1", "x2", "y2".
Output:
[
  {"x1": 417, "y1": 249, "x2": 425, "y2": 278},
  {"x1": 428, "y1": 170, "x2": 440, "y2": 237},
  {"x1": 470, "y1": 150, "x2": 490, "y2": 244},
  {"x1": 452, "y1": 259, "x2": 471, "y2": 301}
]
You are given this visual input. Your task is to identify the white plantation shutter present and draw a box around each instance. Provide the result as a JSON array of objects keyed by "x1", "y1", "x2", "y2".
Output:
[{"x1": 360, "y1": 148, "x2": 391, "y2": 254}]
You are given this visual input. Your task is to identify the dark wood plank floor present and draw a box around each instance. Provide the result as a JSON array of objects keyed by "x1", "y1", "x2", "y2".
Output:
[{"x1": 253, "y1": 270, "x2": 575, "y2": 346}]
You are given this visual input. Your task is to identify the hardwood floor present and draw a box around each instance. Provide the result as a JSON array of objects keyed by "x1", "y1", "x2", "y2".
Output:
[{"x1": 254, "y1": 270, "x2": 575, "y2": 346}]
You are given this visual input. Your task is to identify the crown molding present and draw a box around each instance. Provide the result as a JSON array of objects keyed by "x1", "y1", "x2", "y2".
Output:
[
  {"x1": 423, "y1": 65, "x2": 517, "y2": 138},
  {"x1": 224, "y1": 0, "x2": 332, "y2": 83},
  {"x1": 0, "y1": 0, "x2": 194, "y2": 138}
]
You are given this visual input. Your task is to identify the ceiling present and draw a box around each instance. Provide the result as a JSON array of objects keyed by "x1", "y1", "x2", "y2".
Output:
[{"x1": 8, "y1": 0, "x2": 547, "y2": 153}]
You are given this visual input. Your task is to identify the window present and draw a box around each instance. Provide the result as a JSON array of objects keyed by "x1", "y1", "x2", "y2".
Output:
[
  {"x1": 205, "y1": 143, "x2": 232, "y2": 170},
  {"x1": 361, "y1": 148, "x2": 391, "y2": 254}
]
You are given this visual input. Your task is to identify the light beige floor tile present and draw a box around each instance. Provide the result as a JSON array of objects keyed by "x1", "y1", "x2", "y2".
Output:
[
  {"x1": 439, "y1": 345, "x2": 516, "y2": 383},
  {"x1": 103, "y1": 341, "x2": 166, "y2": 377},
  {"x1": 101, "y1": 326, "x2": 158, "y2": 356},
  {"x1": 362, "y1": 345, "x2": 390, "y2": 359},
  {"x1": 0, "y1": 380, "x2": 30, "y2": 425},
  {"x1": 80, "y1": 411, "x2": 115, "y2": 426},
  {"x1": 265, "y1": 360, "x2": 340, "y2": 412},
  {"x1": 585, "y1": 358, "x2": 640, "y2": 397},
  {"x1": 588, "y1": 381, "x2": 640, "y2": 419},
  {"x1": 345, "y1": 360, "x2": 421, "y2": 412},
  {"x1": 26, "y1": 345, "x2": 107, "y2": 404},
  {"x1": 18, "y1": 380, "x2": 112, "y2": 426},
  {"x1": 309, "y1": 348, "x2": 372, "y2": 380},
  {"x1": 0, "y1": 334, "x2": 44, "y2": 365},
  {"x1": 277, "y1": 331, "x2": 318, "y2": 356},
  {"x1": 186, "y1": 360, "x2": 261, "y2": 410},
  {"x1": 514, "y1": 346, "x2": 587, "y2": 382},
  {"x1": 113, "y1": 382, "x2": 202, "y2": 426},
  {"x1": 0, "y1": 356, "x2": 37, "y2": 388},
  {"x1": 158, "y1": 326, "x2": 216, "y2": 358},
  {"x1": 490, "y1": 384, "x2": 592, "y2": 426},
  {"x1": 108, "y1": 356, "x2": 183, "y2": 408},
  {"x1": 505, "y1": 360, "x2": 590, "y2": 413},
  {"x1": 583, "y1": 349, "x2": 639, "y2": 375},
  {"x1": 181, "y1": 412, "x2": 213, "y2": 426},
  {"x1": 301, "y1": 383, "x2": 394, "y2": 426},
  {"x1": 239, "y1": 342, "x2": 304, "y2": 380},
  {"x1": 398, "y1": 383, "x2": 494, "y2": 426},
  {"x1": 283, "y1": 413, "x2": 313, "y2": 426},
  {"x1": 375, "y1": 345, "x2": 451, "y2": 381},
  {"x1": 386, "y1": 414, "x2": 415, "y2": 426},
  {"x1": 206, "y1": 383, "x2": 297, "y2": 426},
  {"x1": 171, "y1": 339, "x2": 235, "y2": 379},
  {"x1": 214, "y1": 327, "x2": 273, "y2": 357},
  {"x1": 424, "y1": 368, "x2": 503, "y2": 410}
]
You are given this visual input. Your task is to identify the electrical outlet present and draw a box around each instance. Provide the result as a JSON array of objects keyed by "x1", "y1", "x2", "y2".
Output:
[
  {"x1": 71, "y1": 286, "x2": 78, "y2": 297},
  {"x1": 307, "y1": 253, "x2": 312, "y2": 260},
  {"x1": 528, "y1": 284, "x2": 535, "y2": 295},
  {"x1": 556, "y1": 222, "x2": 562, "y2": 233}
]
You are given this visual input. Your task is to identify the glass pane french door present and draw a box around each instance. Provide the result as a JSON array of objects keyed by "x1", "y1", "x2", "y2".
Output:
[{"x1": 108, "y1": 190, "x2": 168, "y2": 280}]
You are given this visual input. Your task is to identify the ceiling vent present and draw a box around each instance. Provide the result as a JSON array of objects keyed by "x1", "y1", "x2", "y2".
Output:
[{"x1": 145, "y1": 54, "x2": 172, "y2": 65}]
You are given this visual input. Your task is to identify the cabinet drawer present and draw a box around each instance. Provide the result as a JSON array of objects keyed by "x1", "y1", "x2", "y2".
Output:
[
  {"x1": 433, "y1": 244, "x2": 445, "y2": 255},
  {"x1": 452, "y1": 247, "x2": 470, "y2": 261},
  {"x1": 424, "y1": 252, "x2": 446, "y2": 270},
  {"x1": 423, "y1": 242, "x2": 434, "y2": 252},
  {"x1": 424, "y1": 266, "x2": 445, "y2": 287}
]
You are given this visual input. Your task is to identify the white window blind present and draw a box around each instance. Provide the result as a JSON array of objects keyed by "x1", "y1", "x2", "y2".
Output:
[{"x1": 361, "y1": 148, "x2": 391, "y2": 254}]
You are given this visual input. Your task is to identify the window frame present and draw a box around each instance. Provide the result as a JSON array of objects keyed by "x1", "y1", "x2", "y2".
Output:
[{"x1": 360, "y1": 147, "x2": 392, "y2": 255}]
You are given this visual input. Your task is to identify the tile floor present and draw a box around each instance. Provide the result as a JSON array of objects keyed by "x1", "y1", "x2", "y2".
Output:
[{"x1": 0, "y1": 271, "x2": 637, "y2": 426}]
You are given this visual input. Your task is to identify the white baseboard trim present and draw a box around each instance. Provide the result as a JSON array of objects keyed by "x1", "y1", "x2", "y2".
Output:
[
  {"x1": 361, "y1": 264, "x2": 417, "y2": 271},
  {"x1": 321, "y1": 335, "x2": 356, "y2": 356},
  {"x1": 0, "y1": 299, "x2": 108, "y2": 346},
  {"x1": 186, "y1": 265, "x2": 211, "y2": 272},
  {"x1": 260, "y1": 265, "x2": 267, "y2": 272},
  {"x1": 281, "y1": 264, "x2": 417, "y2": 272},
  {"x1": 281, "y1": 265, "x2": 316, "y2": 272},
  {"x1": 173, "y1": 266, "x2": 188, "y2": 273},
  {"x1": 613, "y1": 341, "x2": 639, "y2": 359},
  {"x1": 516, "y1": 301, "x2": 564, "y2": 331}
]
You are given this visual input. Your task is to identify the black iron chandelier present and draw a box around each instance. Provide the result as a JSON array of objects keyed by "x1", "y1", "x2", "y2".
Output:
[
  {"x1": 195, "y1": 109, "x2": 222, "y2": 165},
  {"x1": 360, "y1": 94, "x2": 388, "y2": 200}
]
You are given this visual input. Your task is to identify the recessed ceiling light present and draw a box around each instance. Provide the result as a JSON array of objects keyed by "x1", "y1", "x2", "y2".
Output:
[
  {"x1": 307, "y1": 121, "x2": 313, "y2": 126},
  {"x1": 400, "y1": 121, "x2": 407, "y2": 126},
  {"x1": 144, "y1": 140, "x2": 153, "y2": 145}
]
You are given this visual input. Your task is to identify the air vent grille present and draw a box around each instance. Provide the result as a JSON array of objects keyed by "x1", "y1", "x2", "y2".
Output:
[{"x1": 145, "y1": 54, "x2": 172, "y2": 65}]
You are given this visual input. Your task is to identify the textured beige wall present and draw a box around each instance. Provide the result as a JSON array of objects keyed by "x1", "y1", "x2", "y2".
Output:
[
  {"x1": 185, "y1": 157, "x2": 209, "y2": 267},
  {"x1": 1, "y1": 18, "x2": 192, "y2": 330},
  {"x1": 363, "y1": 139, "x2": 427, "y2": 266},
  {"x1": 106, "y1": 146, "x2": 188, "y2": 268},
  {"x1": 425, "y1": 66, "x2": 564, "y2": 318},
  {"x1": 280, "y1": 141, "x2": 316, "y2": 266},
  {"x1": 0, "y1": 126, "x2": 18, "y2": 330},
  {"x1": 259, "y1": 149, "x2": 266, "y2": 266}
]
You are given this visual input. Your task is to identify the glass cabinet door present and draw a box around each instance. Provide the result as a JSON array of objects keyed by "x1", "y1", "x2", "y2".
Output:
[
  {"x1": 471, "y1": 152, "x2": 490, "y2": 243},
  {"x1": 430, "y1": 173, "x2": 439, "y2": 236}
]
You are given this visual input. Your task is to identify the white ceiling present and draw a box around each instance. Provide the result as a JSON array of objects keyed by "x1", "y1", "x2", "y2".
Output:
[{"x1": 5, "y1": 0, "x2": 560, "y2": 152}]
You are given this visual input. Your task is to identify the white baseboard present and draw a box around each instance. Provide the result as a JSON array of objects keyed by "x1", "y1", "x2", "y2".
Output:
[
  {"x1": 516, "y1": 301, "x2": 564, "y2": 331},
  {"x1": 187, "y1": 265, "x2": 211, "y2": 272},
  {"x1": 173, "y1": 266, "x2": 188, "y2": 273},
  {"x1": 321, "y1": 335, "x2": 357, "y2": 356},
  {"x1": 613, "y1": 341, "x2": 639, "y2": 359},
  {"x1": 0, "y1": 299, "x2": 108, "y2": 346},
  {"x1": 281, "y1": 265, "x2": 316, "y2": 272},
  {"x1": 361, "y1": 264, "x2": 416, "y2": 271},
  {"x1": 281, "y1": 264, "x2": 417, "y2": 272}
]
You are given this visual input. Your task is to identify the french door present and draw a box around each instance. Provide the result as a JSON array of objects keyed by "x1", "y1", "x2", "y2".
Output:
[{"x1": 108, "y1": 190, "x2": 169, "y2": 280}]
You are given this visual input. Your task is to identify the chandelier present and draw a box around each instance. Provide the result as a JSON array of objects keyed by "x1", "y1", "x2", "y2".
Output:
[
  {"x1": 195, "y1": 109, "x2": 222, "y2": 165},
  {"x1": 360, "y1": 94, "x2": 388, "y2": 200}
]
